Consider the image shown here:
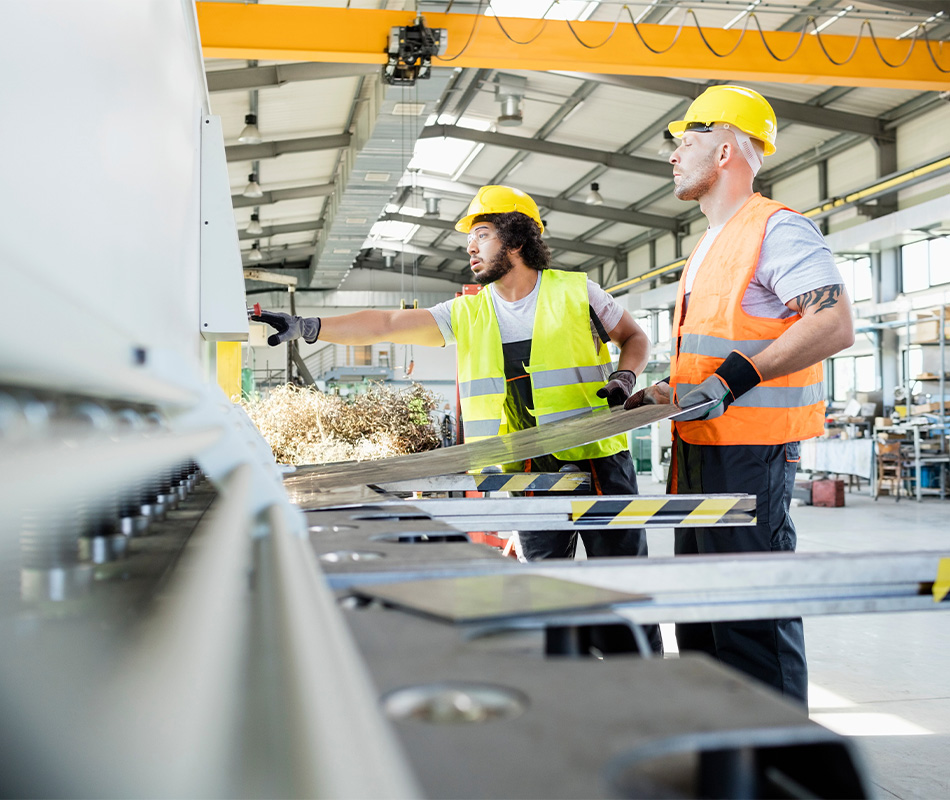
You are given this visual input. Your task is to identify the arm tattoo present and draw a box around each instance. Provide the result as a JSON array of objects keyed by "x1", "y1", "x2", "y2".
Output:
[{"x1": 795, "y1": 284, "x2": 843, "y2": 314}]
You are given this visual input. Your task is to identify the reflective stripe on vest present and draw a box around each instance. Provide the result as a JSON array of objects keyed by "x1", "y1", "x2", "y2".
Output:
[
  {"x1": 530, "y1": 364, "x2": 607, "y2": 390},
  {"x1": 676, "y1": 381, "x2": 825, "y2": 409},
  {"x1": 463, "y1": 418, "x2": 504, "y2": 438},
  {"x1": 671, "y1": 194, "x2": 825, "y2": 446},
  {"x1": 679, "y1": 333, "x2": 772, "y2": 360},
  {"x1": 451, "y1": 270, "x2": 628, "y2": 460},
  {"x1": 459, "y1": 376, "x2": 506, "y2": 399}
]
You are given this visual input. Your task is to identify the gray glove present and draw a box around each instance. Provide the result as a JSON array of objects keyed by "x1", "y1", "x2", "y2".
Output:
[
  {"x1": 596, "y1": 370, "x2": 637, "y2": 408},
  {"x1": 674, "y1": 375, "x2": 731, "y2": 421},
  {"x1": 251, "y1": 309, "x2": 321, "y2": 347},
  {"x1": 674, "y1": 351, "x2": 761, "y2": 421}
]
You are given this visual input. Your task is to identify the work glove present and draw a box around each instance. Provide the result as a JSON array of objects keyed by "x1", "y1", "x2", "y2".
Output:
[
  {"x1": 674, "y1": 351, "x2": 761, "y2": 421},
  {"x1": 251, "y1": 310, "x2": 321, "y2": 347},
  {"x1": 596, "y1": 370, "x2": 637, "y2": 408},
  {"x1": 623, "y1": 378, "x2": 669, "y2": 410}
]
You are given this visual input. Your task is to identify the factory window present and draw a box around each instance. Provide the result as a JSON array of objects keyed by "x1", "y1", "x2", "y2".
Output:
[
  {"x1": 902, "y1": 347, "x2": 924, "y2": 386},
  {"x1": 901, "y1": 236, "x2": 950, "y2": 293},
  {"x1": 655, "y1": 309, "x2": 671, "y2": 343},
  {"x1": 855, "y1": 355, "x2": 876, "y2": 392},
  {"x1": 931, "y1": 236, "x2": 950, "y2": 286},
  {"x1": 836, "y1": 256, "x2": 872, "y2": 302},
  {"x1": 831, "y1": 354, "x2": 876, "y2": 401}
]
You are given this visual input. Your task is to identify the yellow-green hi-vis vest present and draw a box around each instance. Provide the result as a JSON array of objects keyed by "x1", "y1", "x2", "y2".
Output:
[{"x1": 451, "y1": 269, "x2": 627, "y2": 461}]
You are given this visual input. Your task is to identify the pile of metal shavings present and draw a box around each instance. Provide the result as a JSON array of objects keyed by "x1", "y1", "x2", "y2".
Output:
[{"x1": 241, "y1": 382, "x2": 440, "y2": 465}]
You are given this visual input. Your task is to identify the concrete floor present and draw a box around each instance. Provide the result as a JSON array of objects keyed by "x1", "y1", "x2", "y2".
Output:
[{"x1": 639, "y1": 476, "x2": 950, "y2": 800}]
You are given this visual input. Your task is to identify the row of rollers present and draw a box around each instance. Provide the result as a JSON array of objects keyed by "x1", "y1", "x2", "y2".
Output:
[{"x1": 0, "y1": 390, "x2": 203, "y2": 602}]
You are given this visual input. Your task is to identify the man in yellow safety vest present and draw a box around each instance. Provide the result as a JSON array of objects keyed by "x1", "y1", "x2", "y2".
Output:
[{"x1": 255, "y1": 184, "x2": 663, "y2": 654}]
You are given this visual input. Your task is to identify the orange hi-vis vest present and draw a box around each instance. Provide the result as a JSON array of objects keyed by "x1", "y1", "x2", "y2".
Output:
[{"x1": 671, "y1": 193, "x2": 825, "y2": 446}]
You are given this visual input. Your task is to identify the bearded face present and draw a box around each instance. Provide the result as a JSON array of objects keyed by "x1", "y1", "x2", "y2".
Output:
[{"x1": 473, "y1": 246, "x2": 516, "y2": 286}]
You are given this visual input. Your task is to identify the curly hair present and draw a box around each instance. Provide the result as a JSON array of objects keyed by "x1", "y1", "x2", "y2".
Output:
[{"x1": 473, "y1": 212, "x2": 550, "y2": 271}]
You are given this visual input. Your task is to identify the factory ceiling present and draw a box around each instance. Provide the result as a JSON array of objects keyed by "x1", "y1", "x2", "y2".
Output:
[{"x1": 197, "y1": 0, "x2": 950, "y2": 296}]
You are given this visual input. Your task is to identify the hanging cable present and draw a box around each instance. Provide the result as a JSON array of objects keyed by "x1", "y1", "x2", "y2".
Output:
[
  {"x1": 565, "y1": 2, "x2": 628, "y2": 49},
  {"x1": 489, "y1": 10, "x2": 550, "y2": 45},
  {"x1": 412, "y1": 80, "x2": 420, "y2": 311},
  {"x1": 433, "y1": 3, "x2": 949, "y2": 73},
  {"x1": 438, "y1": 0, "x2": 487, "y2": 61},
  {"x1": 748, "y1": 13, "x2": 810, "y2": 61}
]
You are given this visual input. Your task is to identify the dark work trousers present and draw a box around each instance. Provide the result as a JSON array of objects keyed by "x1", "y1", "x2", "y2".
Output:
[
  {"x1": 518, "y1": 450, "x2": 664, "y2": 655},
  {"x1": 671, "y1": 435, "x2": 808, "y2": 705}
]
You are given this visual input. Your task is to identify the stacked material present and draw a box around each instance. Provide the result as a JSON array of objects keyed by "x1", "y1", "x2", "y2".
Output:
[{"x1": 242, "y1": 383, "x2": 440, "y2": 465}]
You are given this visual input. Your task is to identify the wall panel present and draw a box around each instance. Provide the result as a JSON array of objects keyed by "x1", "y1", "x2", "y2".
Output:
[{"x1": 4, "y1": 0, "x2": 213, "y2": 383}]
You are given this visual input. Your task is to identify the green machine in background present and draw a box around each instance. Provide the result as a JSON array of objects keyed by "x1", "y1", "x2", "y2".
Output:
[{"x1": 241, "y1": 367, "x2": 257, "y2": 401}]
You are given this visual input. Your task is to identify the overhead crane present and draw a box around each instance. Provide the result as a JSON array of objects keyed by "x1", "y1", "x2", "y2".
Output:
[{"x1": 196, "y1": 1, "x2": 950, "y2": 91}]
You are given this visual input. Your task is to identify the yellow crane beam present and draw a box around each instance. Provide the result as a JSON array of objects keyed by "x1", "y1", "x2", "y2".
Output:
[{"x1": 196, "y1": 2, "x2": 950, "y2": 92}]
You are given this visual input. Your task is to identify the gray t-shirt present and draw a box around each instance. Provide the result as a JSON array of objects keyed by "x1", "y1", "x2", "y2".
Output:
[
  {"x1": 427, "y1": 275, "x2": 623, "y2": 346},
  {"x1": 684, "y1": 210, "x2": 841, "y2": 318}
]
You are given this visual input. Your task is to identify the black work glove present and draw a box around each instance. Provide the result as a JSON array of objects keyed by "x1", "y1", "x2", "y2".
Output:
[
  {"x1": 596, "y1": 370, "x2": 637, "y2": 408},
  {"x1": 675, "y1": 351, "x2": 761, "y2": 421},
  {"x1": 251, "y1": 310, "x2": 321, "y2": 347}
]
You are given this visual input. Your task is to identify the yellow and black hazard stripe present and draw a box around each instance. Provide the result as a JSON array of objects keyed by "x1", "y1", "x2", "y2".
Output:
[
  {"x1": 474, "y1": 472, "x2": 588, "y2": 493},
  {"x1": 571, "y1": 496, "x2": 756, "y2": 527},
  {"x1": 934, "y1": 557, "x2": 950, "y2": 603}
]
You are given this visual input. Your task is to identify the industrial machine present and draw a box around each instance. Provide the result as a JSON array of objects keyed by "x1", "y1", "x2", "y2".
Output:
[{"x1": 2, "y1": 3, "x2": 946, "y2": 798}]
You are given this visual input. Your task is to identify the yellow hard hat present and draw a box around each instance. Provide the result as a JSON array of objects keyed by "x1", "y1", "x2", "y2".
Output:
[
  {"x1": 455, "y1": 185, "x2": 544, "y2": 233},
  {"x1": 668, "y1": 85, "x2": 777, "y2": 156}
]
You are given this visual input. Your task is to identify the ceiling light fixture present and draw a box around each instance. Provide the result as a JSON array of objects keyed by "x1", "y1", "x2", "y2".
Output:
[
  {"x1": 246, "y1": 212, "x2": 264, "y2": 236},
  {"x1": 495, "y1": 73, "x2": 527, "y2": 128},
  {"x1": 423, "y1": 196, "x2": 440, "y2": 219},
  {"x1": 497, "y1": 94, "x2": 523, "y2": 127},
  {"x1": 585, "y1": 182, "x2": 604, "y2": 206},
  {"x1": 243, "y1": 173, "x2": 263, "y2": 199},
  {"x1": 248, "y1": 241, "x2": 263, "y2": 262},
  {"x1": 238, "y1": 113, "x2": 262, "y2": 144},
  {"x1": 658, "y1": 129, "x2": 678, "y2": 156}
]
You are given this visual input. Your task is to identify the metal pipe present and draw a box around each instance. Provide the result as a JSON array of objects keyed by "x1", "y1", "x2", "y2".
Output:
[
  {"x1": 905, "y1": 307, "x2": 913, "y2": 420},
  {"x1": 287, "y1": 285, "x2": 296, "y2": 383},
  {"x1": 940, "y1": 303, "x2": 946, "y2": 451}
]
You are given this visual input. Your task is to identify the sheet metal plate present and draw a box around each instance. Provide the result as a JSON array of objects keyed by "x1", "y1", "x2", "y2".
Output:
[
  {"x1": 284, "y1": 401, "x2": 691, "y2": 502},
  {"x1": 352, "y1": 574, "x2": 650, "y2": 623}
]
